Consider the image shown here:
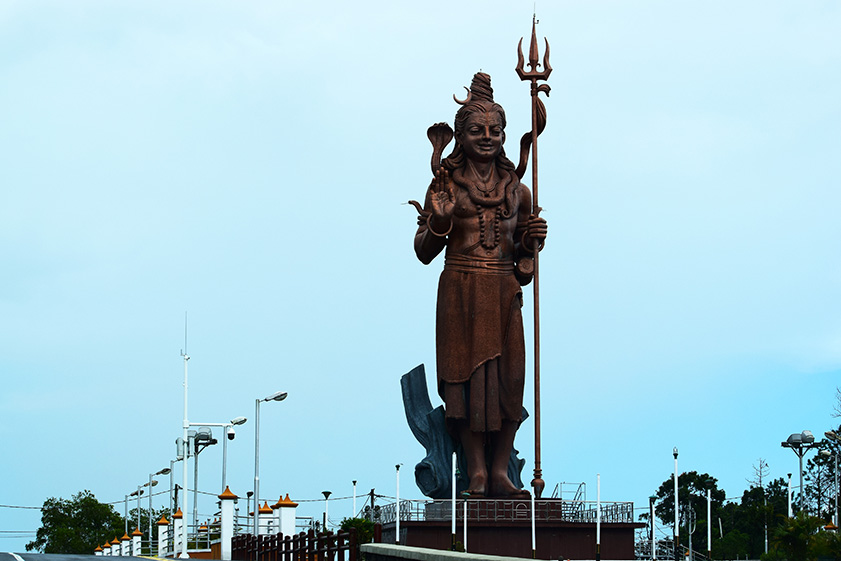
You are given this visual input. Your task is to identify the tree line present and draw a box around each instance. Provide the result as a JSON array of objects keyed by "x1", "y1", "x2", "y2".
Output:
[{"x1": 647, "y1": 425, "x2": 841, "y2": 558}]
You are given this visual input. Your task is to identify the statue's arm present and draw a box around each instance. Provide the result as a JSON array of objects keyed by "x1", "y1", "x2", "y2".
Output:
[
  {"x1": 414, "y1": 185, "x2": 448, "y2": 265},
  {"x1": 514, "y1": 184, "x2": 547, "y2": 285}
]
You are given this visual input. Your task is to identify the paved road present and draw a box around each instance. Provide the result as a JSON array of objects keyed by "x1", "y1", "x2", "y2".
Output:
[{"x1": 1, "y1": 555, "x2": 149, "y2": 561}]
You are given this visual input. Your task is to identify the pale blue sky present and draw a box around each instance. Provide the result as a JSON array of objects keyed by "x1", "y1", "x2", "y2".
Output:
[{"x1": 1, "y1": 0, "x2": 840, "y2": 552}]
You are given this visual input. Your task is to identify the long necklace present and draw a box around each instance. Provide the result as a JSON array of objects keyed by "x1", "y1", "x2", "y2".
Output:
[{"x1": 477, "y1": 205, "x2": 502, "y2": 249}]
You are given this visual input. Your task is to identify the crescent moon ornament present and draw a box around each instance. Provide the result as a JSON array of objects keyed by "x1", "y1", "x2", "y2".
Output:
[{"x1": 453, "y1": 86, "x2": 472, "y2": 106}]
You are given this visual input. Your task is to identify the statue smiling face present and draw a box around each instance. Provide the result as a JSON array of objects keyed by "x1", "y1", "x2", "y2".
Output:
[{"x1": 456, "y1": 108, "x2": 505, "y2": 164}]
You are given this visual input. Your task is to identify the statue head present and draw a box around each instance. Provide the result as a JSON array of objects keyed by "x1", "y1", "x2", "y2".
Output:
[{"x1": 442, "y1": 73, "x2": 516, "y2": 172}]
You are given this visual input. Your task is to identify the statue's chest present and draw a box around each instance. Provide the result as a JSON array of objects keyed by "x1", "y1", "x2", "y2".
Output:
[{"x1": 452, "y1": 187, "x2": 518, "y2": 249}]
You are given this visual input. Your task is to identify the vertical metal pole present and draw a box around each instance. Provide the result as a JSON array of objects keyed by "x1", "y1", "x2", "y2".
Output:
[
  {"x1": 463, "y1": 499, "x2": 467, "y2": 553},
  {"x1": 254, "y1": 398, "x2": 261, "y2": 537},
  {"x1": 352, "y1": 481, "x2": 357, "y2": 517},
  {"x1": 530, "y1": 487, "x2": 536, "y2": 558},
  {"x1": 596, "y1": 474, "x2": 601, "y2": 561},
  {"x1": 673, "y1": 448, "x2": 679, "y2": 555},
  {"x1": 170, "y1": 461, "x2": 175, "y2": 523},
  {"x1": 125, "y1": 495, "x2": 129, "y2": 535},
  {"x1": 799, "y1": 451, "x2": 805, "y2": 512},
  {"x1": 149, "y1": 473, "x2": 154, "y2": 553},
  {"x1": 787, "y1": 473, "x2": 792, "y2": 517},
  {"x1": 222, "y1": 427, "x2": 228, "y2": 491},
  {"x1": 650, "y1": 496, "x2": 656, "y2": 561},
  {"x1": 707, "y1": 489, "x2": 711, "y2": 560},
  {"x1": 137, "y1": 486, "x2": 142, "y2": 533},
  {"x1": 395, "y1": 465, "x2": 400, "y2": 544},
  {"x1": 194, "y1": 443, "x2": 200, "y2": 536},
  {"x1": 180, "y1": 351, "x2": 190, "y2": 559},
  {"x1": 451, "y1": 452, "x2": 456, "y2": 551}
]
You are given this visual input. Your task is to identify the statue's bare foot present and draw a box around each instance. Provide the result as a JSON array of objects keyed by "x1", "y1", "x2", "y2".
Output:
[
  {"x1": 489, "y1": 474, "x2": 531, "y2": 499},
  {"x1": 461, "y1": 473, "x2": 488, "y2": 498}
]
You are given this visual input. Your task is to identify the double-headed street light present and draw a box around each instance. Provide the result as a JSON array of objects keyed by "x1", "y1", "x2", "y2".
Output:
[
  {"x1": 781, "y1": 430, "x2": 818, "y2": 512},
  {"x1": 254, "y1": 391, "x2": 288, "y2": 537}
]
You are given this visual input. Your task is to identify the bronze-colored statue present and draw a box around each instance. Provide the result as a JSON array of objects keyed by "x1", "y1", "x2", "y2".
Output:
[{"x1": 411, "y1": 72, "x2": 547, "y2": 498}]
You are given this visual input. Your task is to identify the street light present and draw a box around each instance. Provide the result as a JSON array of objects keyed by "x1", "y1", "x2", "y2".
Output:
[
  {"x1": 254, "y1": 391, "x2": 288, "y2": 537},
  {"x1": 127, "y1": 490, "x2": 143, "y2": 535},
  {"x1": 189, "y1": 416, "x2": 248, "y2": 491},
  {"x1": 149, "y1": 468, "x2": 171, "y2": 552},
  {"x1": 787, "y1": 473, "x2": 792, "y2": 518},
  {"x1": 781, "y1": 430, "x2": 818, "y2": 513},
  {"x1": 322, "y1": 491, "x2": 332, "y2": 531},
  {"x1": 649, "y1": 495, "x2": 657, "y2": 561},
  {"x1": 191, "y1": 428, "x2": 218, "y2": 532},
  {"x1": 673, "y1": 447, "x2": 679, "y2": 555}
]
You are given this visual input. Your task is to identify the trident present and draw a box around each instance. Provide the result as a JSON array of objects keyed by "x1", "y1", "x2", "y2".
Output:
[{"x1": 515, "y1": 15, "x2": 551, "y2": 500}]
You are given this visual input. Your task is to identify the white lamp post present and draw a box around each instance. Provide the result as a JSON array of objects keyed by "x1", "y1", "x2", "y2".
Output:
[
  {"x1": 322, "y1": 490, "x2": 332, "y2": 531},
  {"x1": 149, "y1": 468, "x2": 171, "y2": 552},
  {"x1": 180, "y1": 349, "x2": 190, "y2": 559},
  {"x1": 787, "y1": 473, "x2": 792, "y2": 518},
  {"x1": 352, "y1": 480, "x2": 357, "y2": 517},
  {"x1": 395, "y1": 464, "x2": 402, "y2": 544},
  {"x1": 189, "y1": 416, "x2": 248, "y2": 491},
  {"x1": 673, "y1": 447, "x2": 679, "y2": 555},
  {"x1": 254, "y1": 391, "x2": 288, "y2": 537},
  {"x1": 781, "y1": 431, "x2": 818, "y2": 512}
]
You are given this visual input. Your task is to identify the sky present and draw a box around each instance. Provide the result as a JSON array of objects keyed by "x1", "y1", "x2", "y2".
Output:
[{"x1": 1, "y1": 0, "x2": 840, "y2": 552}]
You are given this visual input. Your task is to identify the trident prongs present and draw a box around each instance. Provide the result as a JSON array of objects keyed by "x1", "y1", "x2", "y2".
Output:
[{"x1": 516, "y1": 16, "x2": 552, "y2": 82}]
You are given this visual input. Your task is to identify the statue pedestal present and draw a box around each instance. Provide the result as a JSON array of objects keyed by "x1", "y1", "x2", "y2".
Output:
[{"x1": 379, "y1": 498, "x2": 643, "y2": 560}]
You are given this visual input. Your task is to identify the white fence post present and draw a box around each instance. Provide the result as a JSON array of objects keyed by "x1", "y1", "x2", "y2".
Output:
[
  {"x1": 121, "y1": 533, "x2": 131, "y2": 556},
  {"x1": 277, "y1": 494, "x2": 298, "y2": 538},
  {"x1": 219, "y1": 486, "x2": 238, "y2": 561},
  {"x1": 131, "y1": 528, "x2": 142, "y2": 555},
  {"x1": 173, "y1": 508, "x2": 184, "y2": 555},
  {"x1": 157, "y1": 514, "x2": 170, "y2": 557},
  {"x1": 258, "y1": 502, "x2": 273, "y2": 535}
]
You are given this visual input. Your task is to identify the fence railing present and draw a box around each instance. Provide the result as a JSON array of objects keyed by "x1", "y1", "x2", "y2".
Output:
[
  {"x1": 377, "y1": 498, "x2": 635, "y2": 525},
  {"x1": 231, "y1": 528, "x2": 358, "y2": 561}
]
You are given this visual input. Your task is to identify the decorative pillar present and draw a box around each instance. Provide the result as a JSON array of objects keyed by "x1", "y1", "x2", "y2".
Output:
[
  {"x1": 157, "y1": 515, "x2": 170, "y2": 557},
  {"x1": 110, "y1": 537, "x2": 121, "y2": 556},
  {"x1": 120, "y1": 533, "x2": 131, "y2": 556},
  {"x1": 172, "y1": 508, "x2": 184, "y2": 555},
  {"x1": 94, "y1": 545, "x2": 103, "y2": 556},
  {"x1": 131, "y1": 528, "x2": 142, "y2": 555},
  {"x1": 258, "y1": 502, "x2": 273, "y2": 535},
  {"x1": 276, "y1": 494, "x2": 298, "y2": 537},
  {"x1": 101, "y1": 542, "x2": 111, "y2": 557},
  {"x1": 219, "y1": 486, "x2": 238, "y2": 561}
]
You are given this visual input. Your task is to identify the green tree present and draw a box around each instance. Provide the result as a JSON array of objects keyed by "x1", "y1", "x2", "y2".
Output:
[
  {"x1": 653, "y1": 470, "x2": 726, "y2": 554},
  {"x1": 339, "y1": 517, "x2": 374, "y2": 544},
  {"x1": 768, "y1": 511, "x2": 825, "y2": 561},
  {"x1": 802, "y1": 433, "x2": 839, "y2": 521},
  {"x1": 127, "y1": 505, "x2": 171, "y2": 548},
  {"x1": 26, "y1": 490, "x2": 124, "y2": 553}
]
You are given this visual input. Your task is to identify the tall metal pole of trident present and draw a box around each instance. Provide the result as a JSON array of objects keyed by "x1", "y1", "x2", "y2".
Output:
[{"x1": 516, "y1": 15, "x2": 551, "y2": 499}]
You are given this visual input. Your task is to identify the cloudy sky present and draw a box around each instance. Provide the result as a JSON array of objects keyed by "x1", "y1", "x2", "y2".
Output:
[{"x1": 1, "y1": 0, "x2": 840, "y2": 551}]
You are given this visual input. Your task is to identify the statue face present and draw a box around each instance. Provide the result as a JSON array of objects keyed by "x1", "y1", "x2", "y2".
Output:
[{"x1": 458, "y1": 110, "x2": 504, "y2": 163}]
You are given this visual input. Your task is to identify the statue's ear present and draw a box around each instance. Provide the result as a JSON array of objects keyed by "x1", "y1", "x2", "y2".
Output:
[{"x1": 501, "y1": 130, "x2": 506, "y2": 144}]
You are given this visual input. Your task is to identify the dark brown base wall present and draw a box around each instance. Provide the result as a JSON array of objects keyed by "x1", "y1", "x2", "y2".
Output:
[{"x1": 380, "y1": 520, "x2": 642, "y2": 560}]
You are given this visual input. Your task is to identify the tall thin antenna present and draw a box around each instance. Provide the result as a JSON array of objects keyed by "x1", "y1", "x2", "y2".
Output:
[{"x1": 181, "y1": 311, "x2": 188, "y2": 356}]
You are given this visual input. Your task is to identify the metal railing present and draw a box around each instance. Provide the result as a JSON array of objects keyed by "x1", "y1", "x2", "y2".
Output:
[{"x1": 376, "y1": 498, "x2": 634, "y2": 524}]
